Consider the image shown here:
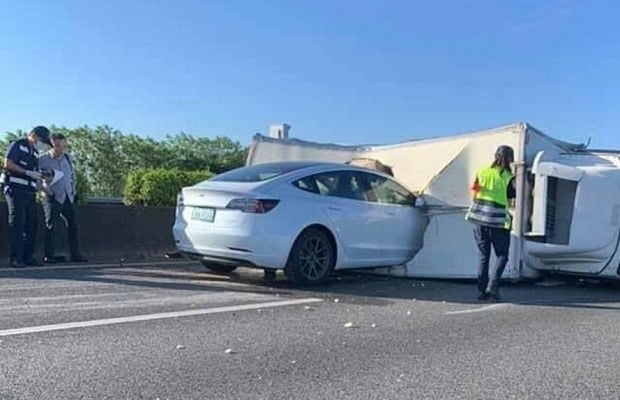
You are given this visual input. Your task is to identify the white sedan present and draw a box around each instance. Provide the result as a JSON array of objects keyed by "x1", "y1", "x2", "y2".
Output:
[{"x1": 173, "y1": 162, "x2": 428, "y2": 285}]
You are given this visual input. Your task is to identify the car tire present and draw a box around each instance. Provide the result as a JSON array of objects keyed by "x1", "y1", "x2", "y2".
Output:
[
  {"x1": 285, "y1": 227, "x2": 336, "y2": 285},
  {"x1": 200, "y1": 261, "x2": 238, "y2": 274}
]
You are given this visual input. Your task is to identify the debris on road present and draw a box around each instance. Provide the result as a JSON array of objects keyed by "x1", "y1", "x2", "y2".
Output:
[
  {"x1": 176, "y1": 345, "x2": 185, "y2": 350},
  {"x1": 406, "y1": 311, "x2": 412, "y2": 316},
  {"x1": 164, "y1": 251, "x2": 183, "y2": 259},
  {"x1": 334, "y1": 298, "x2": 340, "y2": 303},
  {"x1": 371, "y1": 324, "x2": 377, "y2": 328},
  {"x1": 304, "y1": 305, "x2": 313, "y2": 311},
  {"x1": 224, "y1": 348, "x2": 235, "y2": 354},
  {"x1": 344, "y1": 322, "x2": 355, "y2": 328}
]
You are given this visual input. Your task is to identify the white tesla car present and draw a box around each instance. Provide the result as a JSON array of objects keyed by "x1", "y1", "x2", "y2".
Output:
[{"x1": 173, "y1": 162, "x2": 428, "y2": 284}]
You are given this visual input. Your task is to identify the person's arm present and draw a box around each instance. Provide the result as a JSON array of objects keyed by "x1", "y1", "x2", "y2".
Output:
[
  {"x1": 67, "y1": 154, "x2": 78, "y2": 196},
  {"x1": 507, "y1": 177, "x2": 516, "y2": 200},
  {"x1": 506, "y1": 177, "x2": 516, "y2": 209},
  {"x1": 37, "y1": 179, "x2": 54, "y2": 196},
  {"x1": 36, "y1": 157, "x2": 54, "y2": 196},
  {"x1": 4, "y1": 158, "x2": 27, "y2": 175},
  {"x1": 3, "y1": 143, "x2": 41, "y2": 180},
  {"x1": 471, "y1": 177, "x2": 480, "y2": 200}
]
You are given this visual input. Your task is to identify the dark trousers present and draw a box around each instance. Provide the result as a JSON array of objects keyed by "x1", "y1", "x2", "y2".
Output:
[
  {"x1": 4, "y1": 187, "x2": 37, "y2": 263},
  {"x1": 474, "y1": 224, "x2": 510, "y2": 294},
  {"x1": 43, "y1": 197, "x2": 81, "y2": 258}
]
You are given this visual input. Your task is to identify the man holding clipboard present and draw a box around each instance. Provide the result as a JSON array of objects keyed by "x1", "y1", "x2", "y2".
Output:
[{"x1": 38, "y1": 133, "x2": 88, "y2": 264}]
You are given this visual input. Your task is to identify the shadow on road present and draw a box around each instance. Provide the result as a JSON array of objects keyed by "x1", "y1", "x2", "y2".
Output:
[
  {"x1": 265, "y1": 270, "x2": 620, "y2": 310},
  {"x1": 1, "y1": 262, "x2": 619, "y2": 310}
]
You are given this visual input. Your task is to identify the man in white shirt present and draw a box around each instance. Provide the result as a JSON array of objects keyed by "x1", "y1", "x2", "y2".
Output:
[{"x1": 38, "y1": 133, "x2": 88, "y2": 264}]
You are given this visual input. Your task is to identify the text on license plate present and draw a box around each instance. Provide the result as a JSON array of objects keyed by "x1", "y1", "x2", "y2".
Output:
[{"x1": 191, "y1": 207, "x2": 215, "y2": 222}]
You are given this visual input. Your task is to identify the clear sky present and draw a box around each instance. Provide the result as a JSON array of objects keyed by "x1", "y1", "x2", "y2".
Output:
[{"x1": 1, "y1": 0, "x2": 618, "y2": 148}]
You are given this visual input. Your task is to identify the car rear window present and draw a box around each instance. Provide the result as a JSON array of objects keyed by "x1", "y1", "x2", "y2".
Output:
[{"x1": 210, "y1": 162, "x2": 315, "y2": 182}]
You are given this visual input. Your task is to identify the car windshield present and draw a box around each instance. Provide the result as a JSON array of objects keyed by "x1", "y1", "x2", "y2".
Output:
[{"x1": 210, "y1": 162, "x2": 317, "y2": 182}]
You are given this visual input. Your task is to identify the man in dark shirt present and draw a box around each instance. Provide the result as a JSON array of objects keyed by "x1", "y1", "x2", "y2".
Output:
[{"x1": 2, "y1": 126, "x2": 51, "y2": 268}]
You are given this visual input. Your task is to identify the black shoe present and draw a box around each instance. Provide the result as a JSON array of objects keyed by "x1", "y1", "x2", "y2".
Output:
[
  {"x1": 44, "y1": 256, "x2": 66, "y2": 264},
  {"x1": 70, "y1": 255, "x2": 89, "y2": 263},
  {"x1": 486, "y1": 290, "x2": 501, "y2": 302},
  {"x1": 24, "y1": 258, "x2": 43, "y2": 267},
  {"x1": 263, "y1": 269, "x2": 277, "y2": 284},
  {"x1": 9, "y1": 260, "x2": 26, "y2": 268},
  {"x1": 477, "y1": 292, "x2": 489, "y2": 301}
]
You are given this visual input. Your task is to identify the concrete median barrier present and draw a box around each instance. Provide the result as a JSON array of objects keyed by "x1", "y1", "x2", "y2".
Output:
[{"x1": 0, "y1": 202, "x2": 176, "y2": 263}]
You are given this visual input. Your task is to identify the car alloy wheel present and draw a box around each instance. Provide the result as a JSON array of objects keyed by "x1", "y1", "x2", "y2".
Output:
[{"x1": 285, "y1": 227, "x2": 335, "y2": 285}]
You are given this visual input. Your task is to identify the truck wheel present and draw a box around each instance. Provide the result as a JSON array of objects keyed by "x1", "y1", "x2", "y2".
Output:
[
  {"x1": 200, "y1": 262, "x2": 238, "y2": 274},
  {"x1": 285, "y1": 228, "x2": 335, "y2": 285}
]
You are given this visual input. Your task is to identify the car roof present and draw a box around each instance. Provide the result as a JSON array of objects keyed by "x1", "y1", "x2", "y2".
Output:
[{"x1": 254, "y1": 161, "x2": 393, "y2": 178}]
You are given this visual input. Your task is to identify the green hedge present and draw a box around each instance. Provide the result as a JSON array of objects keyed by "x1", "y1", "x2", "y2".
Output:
[{"x1": 124, "y1": 169, "x2": 213, "y2": 207}]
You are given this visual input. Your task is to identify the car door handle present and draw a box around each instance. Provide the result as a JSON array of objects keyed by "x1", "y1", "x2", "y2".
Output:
[
  {"x1": 387, "y1": 211, "x2": 396, "y2": 215},
  {"x1": 328, "y1": 206, "x2": 342, "y2": 211}
]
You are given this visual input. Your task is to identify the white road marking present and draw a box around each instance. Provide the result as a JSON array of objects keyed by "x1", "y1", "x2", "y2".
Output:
[
  {"x1": 0, "y1": 298, "x2": 322, "y2": 337},
  {"x1": 445, "y1": 303, "x2": 509, "y2": 315}
]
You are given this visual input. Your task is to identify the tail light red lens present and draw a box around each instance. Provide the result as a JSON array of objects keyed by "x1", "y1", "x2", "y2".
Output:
[{"x1": 226, "y1": 199, "x2": 280, "y2": 213}]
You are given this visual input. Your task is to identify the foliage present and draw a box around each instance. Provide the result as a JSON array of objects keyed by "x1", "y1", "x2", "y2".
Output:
[
  {"x1": 124, "y1": 169, "x2": 213, "y2": 207},
  {"x1": 0, "y1": 125, "x2": 248, "y2": 199}
]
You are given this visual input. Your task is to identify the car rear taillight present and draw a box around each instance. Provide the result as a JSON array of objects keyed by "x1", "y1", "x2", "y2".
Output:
[{"x1": 226, "y1": 199, "x2": 280, "y2": 213}]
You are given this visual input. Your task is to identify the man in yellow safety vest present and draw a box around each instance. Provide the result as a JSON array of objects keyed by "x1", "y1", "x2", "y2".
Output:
[{"x1": 466, "y1": 145, "x2": 516, "y2": 301}]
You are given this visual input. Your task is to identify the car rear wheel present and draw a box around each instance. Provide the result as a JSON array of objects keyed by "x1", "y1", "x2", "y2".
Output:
[
  {"x1": 285, "y1": 227, "x2": 336, "y2": 285},
  {"x1": 200, "y1": 261, "x2": 238, "y2": 274}
]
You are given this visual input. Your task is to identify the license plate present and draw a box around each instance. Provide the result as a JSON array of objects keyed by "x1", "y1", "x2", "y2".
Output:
[{"x1": 191, "y1": 207, "x2": 215, "y2": 222}]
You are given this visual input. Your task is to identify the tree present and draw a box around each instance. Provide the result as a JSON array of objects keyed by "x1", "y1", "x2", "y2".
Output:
[
  {"x1": 1, "y1": 125, "x2": 248, "y2": 199},
  {"x1": 164, "y1": 134, "x2": 248, "y2": 173}
]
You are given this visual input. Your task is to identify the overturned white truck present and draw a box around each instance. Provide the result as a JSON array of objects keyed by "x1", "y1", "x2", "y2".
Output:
[{"x1": 247, "y1": 122, "x2": 620, "y2": 280}]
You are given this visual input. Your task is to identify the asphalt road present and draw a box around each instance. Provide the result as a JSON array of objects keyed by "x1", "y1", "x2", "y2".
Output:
[{"x1": 1, "y1": 262, "x2": 620, "y2": 400}]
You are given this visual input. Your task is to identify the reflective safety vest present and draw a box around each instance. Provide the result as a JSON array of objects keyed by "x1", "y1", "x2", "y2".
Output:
[
  {"x1": 466, "y1": 166, "x2": 513, "y2": 230},
  {"x1": 2, "y1": 138, "x2": 39, "y2": 193}
]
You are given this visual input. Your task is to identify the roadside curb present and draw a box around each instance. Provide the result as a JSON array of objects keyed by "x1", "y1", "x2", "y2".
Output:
[{"x1": 0, "y1": 260, "x2": 197, "y2": 273}]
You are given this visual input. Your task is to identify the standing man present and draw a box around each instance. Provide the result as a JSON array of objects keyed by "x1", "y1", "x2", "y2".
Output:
[
  {"x1": 2, "y1": 126, "x2": 51, "y2": 268},
  {"x1": 466, "y1": 146, "x2": 516, "y2": 301},
  {"x1": 38, "y1": 133, "x2": 88, "y2": 264}
]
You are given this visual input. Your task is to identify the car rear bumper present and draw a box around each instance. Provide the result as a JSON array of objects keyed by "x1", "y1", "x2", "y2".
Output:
[
  {"x1": 179, "y1": 251, "x2": 258, "y2": 267},
  {"x1": 172, "y1": 224, "x2": 291, "y2": 269}
]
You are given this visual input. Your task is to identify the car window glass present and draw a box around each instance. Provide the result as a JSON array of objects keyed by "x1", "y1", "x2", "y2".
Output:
[
  {"x1": 210, "y1": 162, "x2": 316, "y2": 183},
  {"x1": 364, "y1": 173, "x2": 414, "y2": 206},
  {"x1": 293, "y1": 176, "x2": 319, "y2": 194},
  {"x1": 293, "y1": 171, "x2": 369, "y2": 201}
]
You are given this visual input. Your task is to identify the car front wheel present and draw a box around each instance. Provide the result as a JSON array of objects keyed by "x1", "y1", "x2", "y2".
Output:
[{"x1": 285, "y1": 228, "x2": 336, "y2": 285}]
